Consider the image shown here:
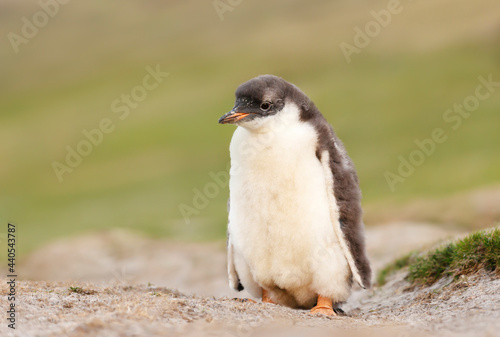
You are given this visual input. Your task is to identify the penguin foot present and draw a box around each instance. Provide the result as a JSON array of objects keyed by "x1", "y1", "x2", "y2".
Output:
[
  {"x1": 310, "y1": 295, "x2": 337, "y2": 316},
  {"x1": 232, "y1": 298, "x2": 257, "y2": 303},
  {"x1": 262, "y1": 289, "x2": 275, "y2": 304},
  {"x1": 310, "y1": 306, "x2": 337, "y2": 316}
]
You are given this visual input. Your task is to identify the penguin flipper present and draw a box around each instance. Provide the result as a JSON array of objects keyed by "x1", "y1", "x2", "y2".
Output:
[
  {"x1": 227, "y1": 199, "x2": 243, "y2": 291},
  {"x1": 318, "y1": 149, "x2": 366, "y2": 288},
  {"x1": 227, "y1": 233, "x2": 243, "y2": 291}
]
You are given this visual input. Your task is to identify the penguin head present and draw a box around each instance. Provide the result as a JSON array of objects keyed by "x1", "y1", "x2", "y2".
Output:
[{"x1": 219, "y1": 75, "x2": 298, "y2": 129}]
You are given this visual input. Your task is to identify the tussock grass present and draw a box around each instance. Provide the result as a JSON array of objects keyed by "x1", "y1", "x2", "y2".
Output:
[{"x1": 378, "y1": 228, "x2": 500, "y2": 287}]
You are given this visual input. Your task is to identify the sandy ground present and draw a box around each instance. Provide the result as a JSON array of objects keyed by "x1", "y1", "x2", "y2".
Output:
[{"x1": 1, "y1": 223, "x2": 500, "y2": 337}]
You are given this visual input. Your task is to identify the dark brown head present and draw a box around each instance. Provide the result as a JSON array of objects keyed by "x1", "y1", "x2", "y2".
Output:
[{"x1": 218, "y1": 75, "x2": 314, "y2": 128}]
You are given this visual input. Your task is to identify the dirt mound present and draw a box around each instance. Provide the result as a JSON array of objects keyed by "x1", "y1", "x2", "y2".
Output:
[
  {"x1": 1, "y1": 271, "x2": 499, "y2": 337},
  {"x1": 365, "y1": 186, "x2": 500, "y2": 229},
  {"x1": 4, "y1": 223, "x2": 499, "y2": 336},
  {"x1": 17, "y1": 229, "x2": 231, "y2": 298},
  {"x1": 17, "y1": 223, "x2": 459, "y2": 294}
]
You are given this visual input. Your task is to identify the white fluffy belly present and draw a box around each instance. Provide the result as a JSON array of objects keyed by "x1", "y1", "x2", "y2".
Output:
[{"x1": 228, "y1": 123, "x2": 351, "y2": 306}]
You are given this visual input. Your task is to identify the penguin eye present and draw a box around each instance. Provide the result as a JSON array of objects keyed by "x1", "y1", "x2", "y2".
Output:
[{"x1": 260, "y1": 102, "x2": 272, "y2": 111}]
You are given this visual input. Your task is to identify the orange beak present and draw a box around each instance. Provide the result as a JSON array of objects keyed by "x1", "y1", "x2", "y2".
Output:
[{"x1": 218, "y1": 111, "x2": 251, "y2": 124}]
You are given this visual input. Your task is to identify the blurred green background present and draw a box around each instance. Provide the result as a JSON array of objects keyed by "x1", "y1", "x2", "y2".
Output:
[{"x1": 1, "y1": 0, "x2": 499, "y2": 257}]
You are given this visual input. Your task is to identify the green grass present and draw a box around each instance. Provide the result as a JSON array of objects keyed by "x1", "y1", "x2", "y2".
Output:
[
  {"x1": 378, "y1": 228, "x2": 500, "y2": 287},
  {"x1": 68, "y1": 286, "x2": 96, "y2": 295},
  {"x1": 1, "y1": 1, "x2": 500, "y2": 257},
  {"x1": 68, "y1": 286, "x2": 83, "y2": 294}
]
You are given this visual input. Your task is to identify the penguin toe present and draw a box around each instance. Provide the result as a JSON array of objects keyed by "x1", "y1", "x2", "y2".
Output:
[
  {"x1": 310, "y1": 306, "x2": 338, "y2": 316},
  {"x1": 262, "y1": 289, "x2": 276, "y2": 304}
]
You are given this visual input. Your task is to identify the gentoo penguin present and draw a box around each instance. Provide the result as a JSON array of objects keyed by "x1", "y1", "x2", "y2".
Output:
[{"x1": 218, "y1": 75, "x2": 371, "y2": 315}]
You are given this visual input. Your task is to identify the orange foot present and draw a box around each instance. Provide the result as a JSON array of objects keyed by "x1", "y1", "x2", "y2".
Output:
[
  {"x1": 310, "y1": 295, "x2": 337, "y2": 316},
  {"x1": 262, "y1": 289, "x2": 275, "y2": 304}
]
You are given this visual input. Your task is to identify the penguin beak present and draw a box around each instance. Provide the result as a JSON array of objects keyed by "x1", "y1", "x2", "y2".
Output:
[{"x1": 218, "y1": 110, "x2": 251, "y2": 124}]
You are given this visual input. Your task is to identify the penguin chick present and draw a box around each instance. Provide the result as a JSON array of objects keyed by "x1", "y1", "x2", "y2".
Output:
[{"x1": 219, "y1": 75, "x2": 371, "y2": 315}]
